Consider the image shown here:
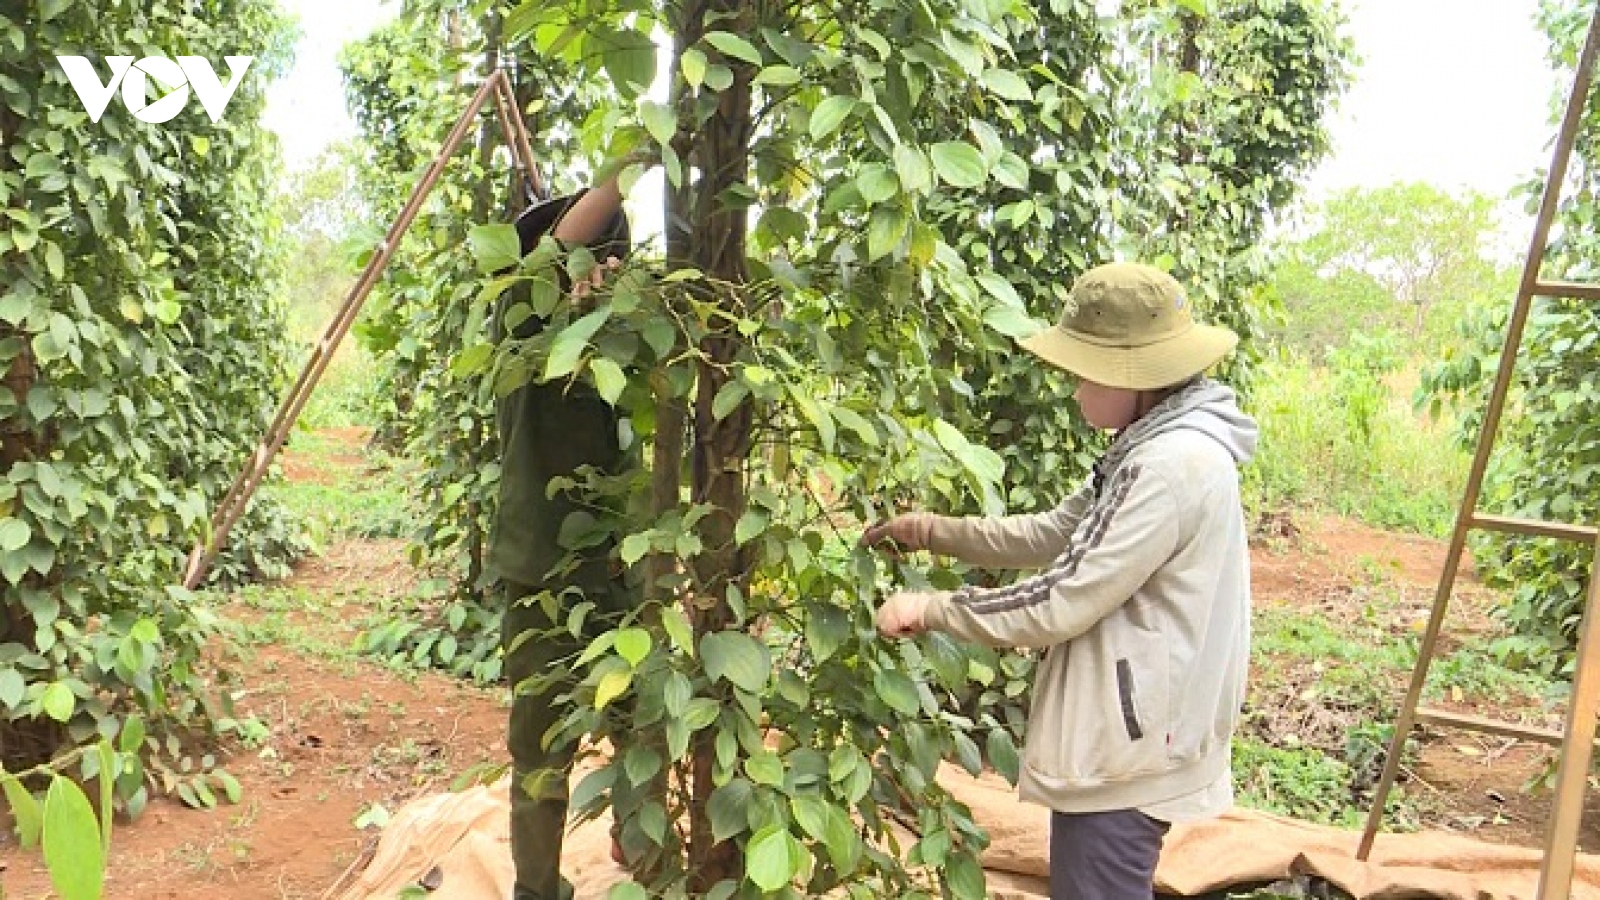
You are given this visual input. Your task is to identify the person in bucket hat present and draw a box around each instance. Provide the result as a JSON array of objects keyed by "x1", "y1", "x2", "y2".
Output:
[{"x1": 862, "y1": 262, "x2": 1258, "y2": 900}]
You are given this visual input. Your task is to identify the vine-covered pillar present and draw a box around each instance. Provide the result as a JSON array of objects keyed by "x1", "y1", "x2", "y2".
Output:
[{"x1": 670, "y1": 0, "x2": 757, "y2": 883}]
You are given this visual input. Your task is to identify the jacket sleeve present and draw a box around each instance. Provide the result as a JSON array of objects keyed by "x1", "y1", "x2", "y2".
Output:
[
  {"x1": 922, "y1": 463, "x2": 1179, "y2": 649},
  {"x1": 924, "y1": 484, "x2": 1093, "y2": 569}
]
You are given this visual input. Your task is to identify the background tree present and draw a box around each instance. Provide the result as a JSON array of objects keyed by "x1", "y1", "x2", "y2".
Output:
[
  {"x1": 1272, "y1": 182, "x2": 1518, "y2": 356},
  {"x1": 279, "y1": 141, "x2": 366, "y2": 322}
]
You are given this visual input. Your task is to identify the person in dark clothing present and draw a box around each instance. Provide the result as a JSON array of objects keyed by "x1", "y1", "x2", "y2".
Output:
[{"x1": 490, "y1": 178, "x2": 637, "y2": 900}]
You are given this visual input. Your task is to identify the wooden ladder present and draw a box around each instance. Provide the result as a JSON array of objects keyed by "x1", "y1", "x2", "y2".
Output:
[
  {"x1": 1356, "y1": 6, "x2": 1600, "y2": 897},
  {"x1": 179, "y1": 70, "x2": 543, "y2": 589}
]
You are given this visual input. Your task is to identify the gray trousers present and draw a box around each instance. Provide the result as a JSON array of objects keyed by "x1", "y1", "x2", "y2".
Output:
[{"x1": 1049, "y1": 809, "x2": 1170, "y2": 900}]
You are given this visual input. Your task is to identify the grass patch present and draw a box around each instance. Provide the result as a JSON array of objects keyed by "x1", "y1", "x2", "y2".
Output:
[
  {"x1": 284, "y1": 291, "x2": 381, "y2": 430},
  {"x1": 269, "y1": 429, "x2": 415, "y2": 543},
  {"x1": 1252, "y1": 604, "x2": 1413, "y2": 714},
  {"x1": 224, "y1": 583, "x2": 426, "y2": 681},
  {"x1": 1233, "y1": 736, "x2": 1390, "y2": 829},
  {"x1": 227, "y1": 585, "x2": 364, "y2": 668},
  {"x1": 1426, "y1": 640, "x2": 1559, "y2": 708},
  {"x1": 1239, "y1": 591, "x2": 1558, "y2": 833},
  {"x1": 1244, "y1": 353, "x2": 1468, "y2": 538},
  {"x1": 1241, "y1": 603, "x2": 1424, "y2": 828},
  {"x1": 296, "y1": 343, "x2": 381, "y2": 430}
]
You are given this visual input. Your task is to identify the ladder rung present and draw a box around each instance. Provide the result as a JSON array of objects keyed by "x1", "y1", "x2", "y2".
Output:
[
  {"x1": 1469, "y1": 513, "x2": 1598, "y2": 542},
  {"x1": 1414, "y1": 708, "x2": 1593, "y2": 747},
  {"x1": 1533, "y1": 279, "x2": 1600, "y2": 301}
]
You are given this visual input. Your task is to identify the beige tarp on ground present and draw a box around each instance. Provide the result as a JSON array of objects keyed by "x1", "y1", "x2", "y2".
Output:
[{"x1": 333, "y1": 765, "x2": 1600, "y2": 900}]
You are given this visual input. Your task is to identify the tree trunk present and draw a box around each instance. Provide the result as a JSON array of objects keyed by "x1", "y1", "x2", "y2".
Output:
[
  {"x1": 1173, "y1": 8, "x2": 1202, "y2": 229},
  {"x1": 669, "y1": 0, "x2": 756, "y2": 889}
]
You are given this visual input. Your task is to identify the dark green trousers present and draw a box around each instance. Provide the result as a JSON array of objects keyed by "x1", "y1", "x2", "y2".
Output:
[
  {"x1": 494, "y1": 379, "x2": 634, "y2": 900},
  {"x1": 503, "y1": 573, "x2": 628, "y2": 900}
]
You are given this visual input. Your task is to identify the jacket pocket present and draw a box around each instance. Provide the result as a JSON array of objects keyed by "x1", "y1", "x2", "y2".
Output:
[
  {"x1": 1116, "y1": 658, "x2": 1144, "y2": 742},
  {"x1": 1106, "y1": 637, "x2": 1172, "y2": 778},
  {"x1": 1023, "y1": 637, "x2": 1174, "y2": 784}
]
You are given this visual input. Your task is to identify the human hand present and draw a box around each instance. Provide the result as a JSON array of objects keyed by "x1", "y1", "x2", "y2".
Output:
[
  {"x1": 591, "y1": 148, "x2": 662, "y2": 193},
  {"x1": 571, "y1": 255, "x2": 623, "y2": 302},
  {"x1": 859, "y1": 512, "x2": 934, "y2": 556},
  {"x1": 875, "y1": 591, "x2": 934, "y2": 639}
]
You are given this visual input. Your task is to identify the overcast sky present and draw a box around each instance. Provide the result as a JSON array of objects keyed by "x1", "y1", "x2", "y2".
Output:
[{"x1": 262, "y1": 0, "x2": 1564, "y2": 244}]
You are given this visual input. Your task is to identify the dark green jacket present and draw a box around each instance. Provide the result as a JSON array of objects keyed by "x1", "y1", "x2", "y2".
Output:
[{"x1": 487, "y1": 190, "x2": 631, "y2": 587}]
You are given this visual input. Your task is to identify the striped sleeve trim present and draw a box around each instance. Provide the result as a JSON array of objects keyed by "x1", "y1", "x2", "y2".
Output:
[{"x1": 951, "y1": 464, "x2": 1143, "y2": 616}]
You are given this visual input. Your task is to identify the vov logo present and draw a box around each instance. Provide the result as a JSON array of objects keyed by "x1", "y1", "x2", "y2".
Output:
[{"x1": 56, "y1": 56, "x2": 253, "y2": 124}]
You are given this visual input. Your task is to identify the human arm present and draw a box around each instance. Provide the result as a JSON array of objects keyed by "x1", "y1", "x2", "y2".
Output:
[
  {"x1": 860, "y1": 484, "x2": 1093, "y2": 569},
  {"x1": 900, "y1": 464, "x2": 1178, "y2": 649},
  {"x1": 550, "y1": 177, "x2": 625, "y2": 246}
]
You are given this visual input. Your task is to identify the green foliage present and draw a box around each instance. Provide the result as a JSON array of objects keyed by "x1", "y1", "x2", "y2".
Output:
[
  {"x1": 1418, "y1": 0, "x2": 1600, "y2": 676},
  {"x1": 1245, "y1": 349, "x2": 1468, "y2": 536},
  {"x1": 1426, "y1": 293, "x2": 1600, "y2": 675},
  {"x1": 1233, "y1": 736, "x2": 1371, "y2": 828},
  {"x1": 1268, "y1": 183, "x2": 1518, "y2": 356},
  {"x1": 2, "y1": 736, "x2": 131, "y2": 900},
  {"x1": 1240, "y1": 605, "x2": 1420, "y2": 830},
  {"x1": 1251, "y1": 183, "x2": 1515, "y2": 539},
  {"x1": 0, "y1": 0, "x2": 300, "y2": 834},
  {"x1": 268, "y1": 430, "x2": 415, "y2": 545},
  {"x1": 1240, "y1": 596, "x2": 1555, "y2": 832},
  {"x1": 339, "y1": 0, "x2": 1352, "y2": 891}
]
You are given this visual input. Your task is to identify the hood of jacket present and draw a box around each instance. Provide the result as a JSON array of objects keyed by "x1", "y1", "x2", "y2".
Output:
[{"x1": 1095, "y1": 378, "x2": 1258, "y2": 484}]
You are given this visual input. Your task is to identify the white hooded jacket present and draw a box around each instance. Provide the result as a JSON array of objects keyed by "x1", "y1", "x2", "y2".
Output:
[{"x1": 923, "y1": 378, "x2": 1258, "y2": 815}]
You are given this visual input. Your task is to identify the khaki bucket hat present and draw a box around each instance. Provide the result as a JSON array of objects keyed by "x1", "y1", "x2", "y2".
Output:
[{"x1": 1019, "y1": 262, "x2": 1238, "y2": 390}]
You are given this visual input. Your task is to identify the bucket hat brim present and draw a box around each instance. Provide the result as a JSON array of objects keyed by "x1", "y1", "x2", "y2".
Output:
[{"x1": 1019, "y1": 321, "x2": 1238, "y2": 390}]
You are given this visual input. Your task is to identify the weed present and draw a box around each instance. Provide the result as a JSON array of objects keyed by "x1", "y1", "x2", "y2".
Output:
[
  {"x1": 373, "y1": 738, "x2": 449, "y2": 777},
  {"x1": 230, "y1": 798, "x2": 263, "y2": 830},
  {"x1": 1241, "y1": 605, "x2": 1429, "y2": 828},
  {"x1": 1253, "y1": 607, "x2": 1409, "y2": 715},
  {"x1": 1234, "y1": 736, "x2": 1367, "y2": 827},
  {"x1": 169, "y1": 841, "x2": 222, "y2": 875},
  {"x1": 1243, "y1": 351, "x2": 1468, "y2": 538},
  {"x1": 1234, "y1": 733, "x2": 1425, "y2": 832},
  {"x1": 218, "y1": 716, "x2": 273, "y2": 749},
  {"x1": 1425, "y1": 640, "x2": 1556, "y2": 708}
]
